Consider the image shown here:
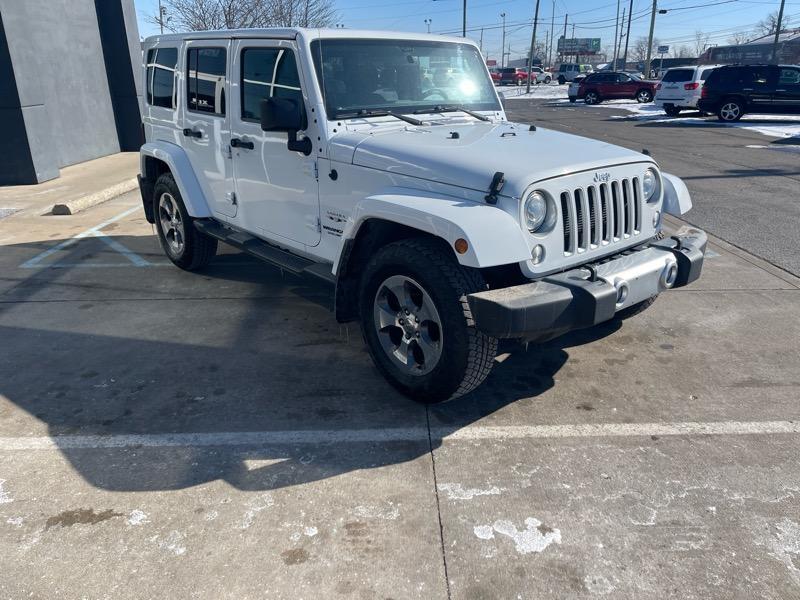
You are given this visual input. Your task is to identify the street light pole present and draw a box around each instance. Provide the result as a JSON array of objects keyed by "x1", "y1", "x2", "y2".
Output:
[
  {"x1": 644, "y1": 0, "x2": 657, "y2": 79},
  {"x1": 425, "y1": 18, "x2": 432, "y2": 33},
  {"x1": 500, "y1": 13, "x2": 507, "y2": 68},
  {"x1": 526, "y1": 0, "x2": 541, "y2": 94},
  {"x1": 772, "y1": 0, "x2": 786, "y2": 62}
]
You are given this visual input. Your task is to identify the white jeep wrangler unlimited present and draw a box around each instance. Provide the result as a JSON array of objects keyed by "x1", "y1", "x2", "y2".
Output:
[{"x1": 138, "y1": 28, "x2": 707, "y2": 403}]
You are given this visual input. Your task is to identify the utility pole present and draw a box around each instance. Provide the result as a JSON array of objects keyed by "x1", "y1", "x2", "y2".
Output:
[
  {"x1": 158, "y1": 0, "x2": 165, "y2": 34},
  {"x1": 616, "y1": 8, "x2": 626, "y2": 69},
  {"x1": 612, "y1": 0, "x2": 620, "y2": 71},
  {"x1": 772, "y1": 0, "x2": 786, "y2": 62},
  {"x1": 500, "y1": 12, "x2": 507, "y2": 67},
  {"x1": 562, "y1": 13, "x2": 567, "y2": 64},
  {"x1": 479, "y1": 27, "x2": 484, "y2": 54},
  {"x1": 526, "y1": 0, "x2": 542, "y2": 94},
  {"x1": 462, "y1": 0, "x2": 467, "y2": 37},
  {"x1": 622, "y1": 0, "x2": 633, "y2": 68},
  {"x1": 571, "y1": 24, "x2": 576, "y2": 63},
  {"x1": 548, "y1": 0, "x2": 555, "y2": 69},
  {"x1": 644, "y1": 0, "x2": 657, "y2": 79}
]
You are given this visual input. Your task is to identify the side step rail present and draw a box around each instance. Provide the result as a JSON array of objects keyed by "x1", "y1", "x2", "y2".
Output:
[{"x1": 194, "y1": 219, "x2": 335, "y2": 284}]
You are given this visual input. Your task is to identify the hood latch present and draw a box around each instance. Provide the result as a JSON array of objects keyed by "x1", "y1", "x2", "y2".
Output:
[{"x1": 485, "y1": 171, "x2": 505, "y2": 205}]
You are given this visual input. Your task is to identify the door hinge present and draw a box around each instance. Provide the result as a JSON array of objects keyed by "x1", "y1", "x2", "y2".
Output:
[
  {"x1": 225, "y1": 191, "x2": 237, "y2": 206},
  {"x1": 313, "y1": 161, "x2": 319, "y2": 181}
]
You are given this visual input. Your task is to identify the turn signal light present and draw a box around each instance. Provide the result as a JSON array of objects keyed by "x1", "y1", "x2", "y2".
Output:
[{"x1": 454, "y1": 238, "x2": 469, "y2": 254}]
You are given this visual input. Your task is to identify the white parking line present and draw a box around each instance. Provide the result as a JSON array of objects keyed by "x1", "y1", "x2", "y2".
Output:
[
  {"x1": 0, "y1": 420, "x2": 798, "y2": 451},
  {"x1": 19, "y1": 206, "x2": 149, "y2": 269}
]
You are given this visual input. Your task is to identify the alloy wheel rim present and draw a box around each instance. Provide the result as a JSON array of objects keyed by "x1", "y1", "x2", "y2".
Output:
[
  {"x1": 721, "y1": 103, "x2": 740, "y2": 120},
  {"x1": 158, "y1": 193, "x2": 185, "y2": 255},
  {"x1": 373, "y1": 275, "x2": 443, "y2": 376}
]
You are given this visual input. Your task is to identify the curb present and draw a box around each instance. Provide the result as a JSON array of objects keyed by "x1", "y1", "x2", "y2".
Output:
[{"x1": 51, "y1": 177, "x2": 139, "y2": 215}]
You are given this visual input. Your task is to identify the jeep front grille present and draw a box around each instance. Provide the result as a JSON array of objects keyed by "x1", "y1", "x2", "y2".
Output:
[{"x1": 560, "y1": 177, "x2": 642, "y2": 255}]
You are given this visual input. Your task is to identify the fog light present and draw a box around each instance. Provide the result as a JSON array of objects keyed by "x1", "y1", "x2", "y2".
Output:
[
  {"x1": 652, "y1": 210, "x2": 661, "y2": 228},
  {"x1": 531, "y1": 244, "x2": 545, "y2": 264}
]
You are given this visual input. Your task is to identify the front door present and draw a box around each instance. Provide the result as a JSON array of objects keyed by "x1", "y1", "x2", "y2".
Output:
[
  {"x1": 229, "y1": 39, "x2": 321, "y2": 248},
  {"x1": 774, "y1": 66, "x2": 800, "y2": 114},
  {"x1": 180, "y1": 41, "x2": 237, "y2": 218},
  {"x1": 615, "y1": 73, "x2": 637, "y2": 99}
]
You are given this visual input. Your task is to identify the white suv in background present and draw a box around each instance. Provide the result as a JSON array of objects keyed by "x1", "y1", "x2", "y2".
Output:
[{"x1": 655, "y1": 65, "x2": 722, "y2": 116}]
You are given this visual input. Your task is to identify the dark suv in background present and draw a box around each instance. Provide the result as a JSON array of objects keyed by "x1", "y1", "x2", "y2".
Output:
[{"x1": 698, "y1": 64, "x2": 800, "y2": 121}]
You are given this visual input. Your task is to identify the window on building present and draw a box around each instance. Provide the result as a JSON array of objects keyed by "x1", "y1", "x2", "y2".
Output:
[
  {"x1": 187, "y1": 47, "x2": 227, "y2": 115},
  {"x1": 241, "y1": 48, "x2": 303, "y2": 121},
  {"x1": 146, "y1": 48, "x2": 178, "y2": 109}
]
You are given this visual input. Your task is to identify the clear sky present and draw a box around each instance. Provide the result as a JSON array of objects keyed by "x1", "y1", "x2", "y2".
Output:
[{"x1": 133, "y1": 0, "x2": 798, "y2": 64}]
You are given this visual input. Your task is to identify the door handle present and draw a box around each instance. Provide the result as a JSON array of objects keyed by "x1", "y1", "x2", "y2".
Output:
[
  {"x1": 182, "y1": 128, "x2": 202, "y2": 138},
  {"x1": 230, "y1": 137, "x2": 255, "y2": 150}
]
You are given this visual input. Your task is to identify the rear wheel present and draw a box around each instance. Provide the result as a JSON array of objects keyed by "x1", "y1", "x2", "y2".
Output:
[
  {"x1": 558, "y1": 76, "x2": 566, "y2": 85},
  {"x1": 636, "y1": 89, "x2": 653, "y2": 103},
  {"x1": 584, "y1": 91, "x2": 601, "y2": 105},
  {"x1": 153, "y1": 173, "x2": 217, "y2": 270},
  {"x1": 544, "y1": 76, "x2": 551, "y2": 84},
  {"x1": 359, "y1": 238, "x2": 497, "y2": 403},
  {"x1": 664, "y1": 104, "x2": 682, "y2": 117},
  {"x1": 718, "y1": 99, "x2": 744, "y2": 122}
]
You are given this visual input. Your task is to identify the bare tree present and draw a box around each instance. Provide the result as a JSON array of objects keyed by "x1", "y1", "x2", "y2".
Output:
[
  {"x1": 149, "y1": 0, "x2": 337, "y2": 32},
  {"x1": 693, "y1": 30, "x2": 710, "y2": 57},
  {"x1": 757, "y1": 11, "x2": 790, "y2": 36},
  {"x1": 727, "y1": 31, "x2": 750, "y2": 45},
  {"x1": 673, "y1": 45, "x2": 692, "y2": 59},
  {"x1": 631, "y1": 36, "x2": 659, "y2": 62}
]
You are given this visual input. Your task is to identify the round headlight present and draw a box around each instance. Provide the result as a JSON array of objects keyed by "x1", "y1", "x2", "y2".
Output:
[
  {"x1": 525, "y1": 191, "x2": 548, "y2": 232},
  {"x1": 643, "y1": 168, "x2": 660, "y2": 202}
]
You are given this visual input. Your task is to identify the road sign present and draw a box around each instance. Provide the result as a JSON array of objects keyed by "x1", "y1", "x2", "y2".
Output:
[{"x1": 657, "y1": 45, "x2": 670, "y2": 54}]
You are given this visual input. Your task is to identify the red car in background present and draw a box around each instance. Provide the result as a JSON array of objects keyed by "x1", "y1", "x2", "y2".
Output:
[{"x1": 577, "y1": 72, "x2": 658, "y2": 104}]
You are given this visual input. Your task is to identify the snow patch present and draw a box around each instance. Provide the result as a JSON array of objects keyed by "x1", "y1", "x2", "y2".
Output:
[
  {"x1": 239, "y1": 493, "x2": 274, "y2": 529},
  {"x1": 584, "y1": 574, "x2": 616, "y2": 595},
  {"x1": 352, "y1": 503, "x2": 399, "y2": 520},
  {"x1": 127, "y1": 510, "x2": 149, "y2": 526},
  {"x1": 6, "y1": 516, "x2": 23, "y2": 527},
  {"x1": 153, "y1": 530, "x2": 186, "y2": 556},
  {"x1": 474, "y1": 517, "x2": 561, "y2": 554},
  {"x1": 0, "y1": 479, "x2": 12, "y2": 504},
  {"x1": 304, "y1": 526, "x2": 318, "y2": 537},
  {"x1": 437, "y1": 482, "x2": 502, "y2": 501}
]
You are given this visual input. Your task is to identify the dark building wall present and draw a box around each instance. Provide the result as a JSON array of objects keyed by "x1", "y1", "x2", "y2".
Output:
[{"x1": 0, "y1": 0, "x2": 142, "y2": 184}]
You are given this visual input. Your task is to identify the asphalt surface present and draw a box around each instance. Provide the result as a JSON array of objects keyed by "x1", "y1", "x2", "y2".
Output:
[
  {"x1": 1, "y1": 124, "x2": 800, "y2": 598},
  {"x1": 505, "y1": 98, "x2": 800, "y2": 276}
]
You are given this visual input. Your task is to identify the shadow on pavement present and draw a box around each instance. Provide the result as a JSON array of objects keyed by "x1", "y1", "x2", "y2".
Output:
[{"x1": 1, "y1": 235, "x2": 621, "y2": 492}]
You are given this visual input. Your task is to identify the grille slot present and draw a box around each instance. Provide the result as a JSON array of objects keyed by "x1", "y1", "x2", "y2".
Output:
[{"x1": 560, "y1": 176, "x2": 643, "y2": 255}]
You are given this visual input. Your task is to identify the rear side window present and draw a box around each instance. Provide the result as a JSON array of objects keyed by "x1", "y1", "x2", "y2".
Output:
[
  {"x1": 187, "y1": 47, "x2": 227, "y2": 116},
  {"x1": 146, "y1": 48, "x2": 177, "y2": 108},
  {"x1": 662, "y1": 69, "x2": 693, "y2": 83},
  {"x1": 779, "y1": 67, "x2": 800, "y2": 85},
  {"x1": 241, "y1": 48, "x2": 303, "y2": 121}
]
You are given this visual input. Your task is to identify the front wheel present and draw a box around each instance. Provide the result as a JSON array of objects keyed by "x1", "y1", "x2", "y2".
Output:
[
  {"x1": 636, "y1": 89, "x2": 653, "y2": 103},
  {"x1": 359, "y1": 238, "x2": 497, "y2": 403}
]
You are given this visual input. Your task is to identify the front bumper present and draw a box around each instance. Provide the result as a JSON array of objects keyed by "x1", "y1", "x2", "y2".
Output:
[{"x1": 468, "y1": 227, "x2": 707, "y2": 341}]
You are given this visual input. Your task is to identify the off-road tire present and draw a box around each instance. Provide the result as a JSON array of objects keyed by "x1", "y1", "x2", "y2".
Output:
[
  {"x1": 153, "y1": 173, "x2": 217, "y2": 270},
  {"x1": 358, "y1": 238, "x2": 497, "y2": 403}
]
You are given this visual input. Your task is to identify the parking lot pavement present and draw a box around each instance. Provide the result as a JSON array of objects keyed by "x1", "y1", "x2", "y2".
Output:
[
  {"x1": 2, "y1": 193, "x2": 800, "y2": 598},
  {"x1": 505, "y1": 99, "x2": 800, "y2": 277}
]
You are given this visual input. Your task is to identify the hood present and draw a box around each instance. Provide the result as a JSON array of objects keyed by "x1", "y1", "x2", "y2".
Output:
[{"x1": 328, "y1": 120, "x2": 651, "y2": 197}]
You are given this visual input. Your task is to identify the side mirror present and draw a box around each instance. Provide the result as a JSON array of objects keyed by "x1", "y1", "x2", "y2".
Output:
[{"x1": 260, "y1": 97, "x2": 312, "y2": 156}]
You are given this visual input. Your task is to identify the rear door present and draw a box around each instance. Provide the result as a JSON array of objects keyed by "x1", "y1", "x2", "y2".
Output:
[
  {"x1": 741, "y1": 66, "x2": 776, "y2": 112},
  {"x1": 774, "y1": 66, "x2": 800, "y2": 113},
  {"x1": 180, "y1": 40, "x2": 237, "y2": 218}
]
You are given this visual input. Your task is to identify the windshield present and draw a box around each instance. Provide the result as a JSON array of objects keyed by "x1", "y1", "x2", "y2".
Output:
[{"x1": 311, "y1": 38, "x2": 501, "y2": 119}]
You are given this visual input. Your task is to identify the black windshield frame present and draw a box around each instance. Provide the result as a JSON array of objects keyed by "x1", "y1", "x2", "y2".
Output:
[{"x1": 311, "y1": 38, "x2": 501, "y2": 120}]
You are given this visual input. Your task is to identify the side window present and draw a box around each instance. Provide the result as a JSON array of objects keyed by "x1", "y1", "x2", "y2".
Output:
[
  {"x1": 747, "y1": 67, "x2": 771, "y2": 86},
  {"x1": 779, "y1": 68, "x2": 800, "y2": 86},
  {"x1": 241, "y1": 47, "x2": 303, "y2": 121},
  {"x1": 616, "y1": 73, "x2": 631, "y2": 83},
  {"x1": 187, "y1": 47, "x2": 227, "y2": 116},
  {"x1": 146, "y1": 48, "x2": 178, "y2": 109}
]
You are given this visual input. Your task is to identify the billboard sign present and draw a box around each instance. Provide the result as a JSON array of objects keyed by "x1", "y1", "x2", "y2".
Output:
[{"x1": 557, "y1": 37, "x2": 601, "y2": 54}]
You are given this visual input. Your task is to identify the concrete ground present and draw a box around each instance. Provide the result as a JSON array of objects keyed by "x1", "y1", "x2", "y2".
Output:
[{"x1": 1, "y1": 121, "x2": 800, "y2": 599}]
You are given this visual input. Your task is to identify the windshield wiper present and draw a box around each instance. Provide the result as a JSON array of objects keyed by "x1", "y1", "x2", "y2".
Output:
[
  {"x1": 413, "y1": 105, "x2": 491, "y2": 122},
  {"x1": 337, "y1": 109, "x2": 425, "y2": 126}
]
